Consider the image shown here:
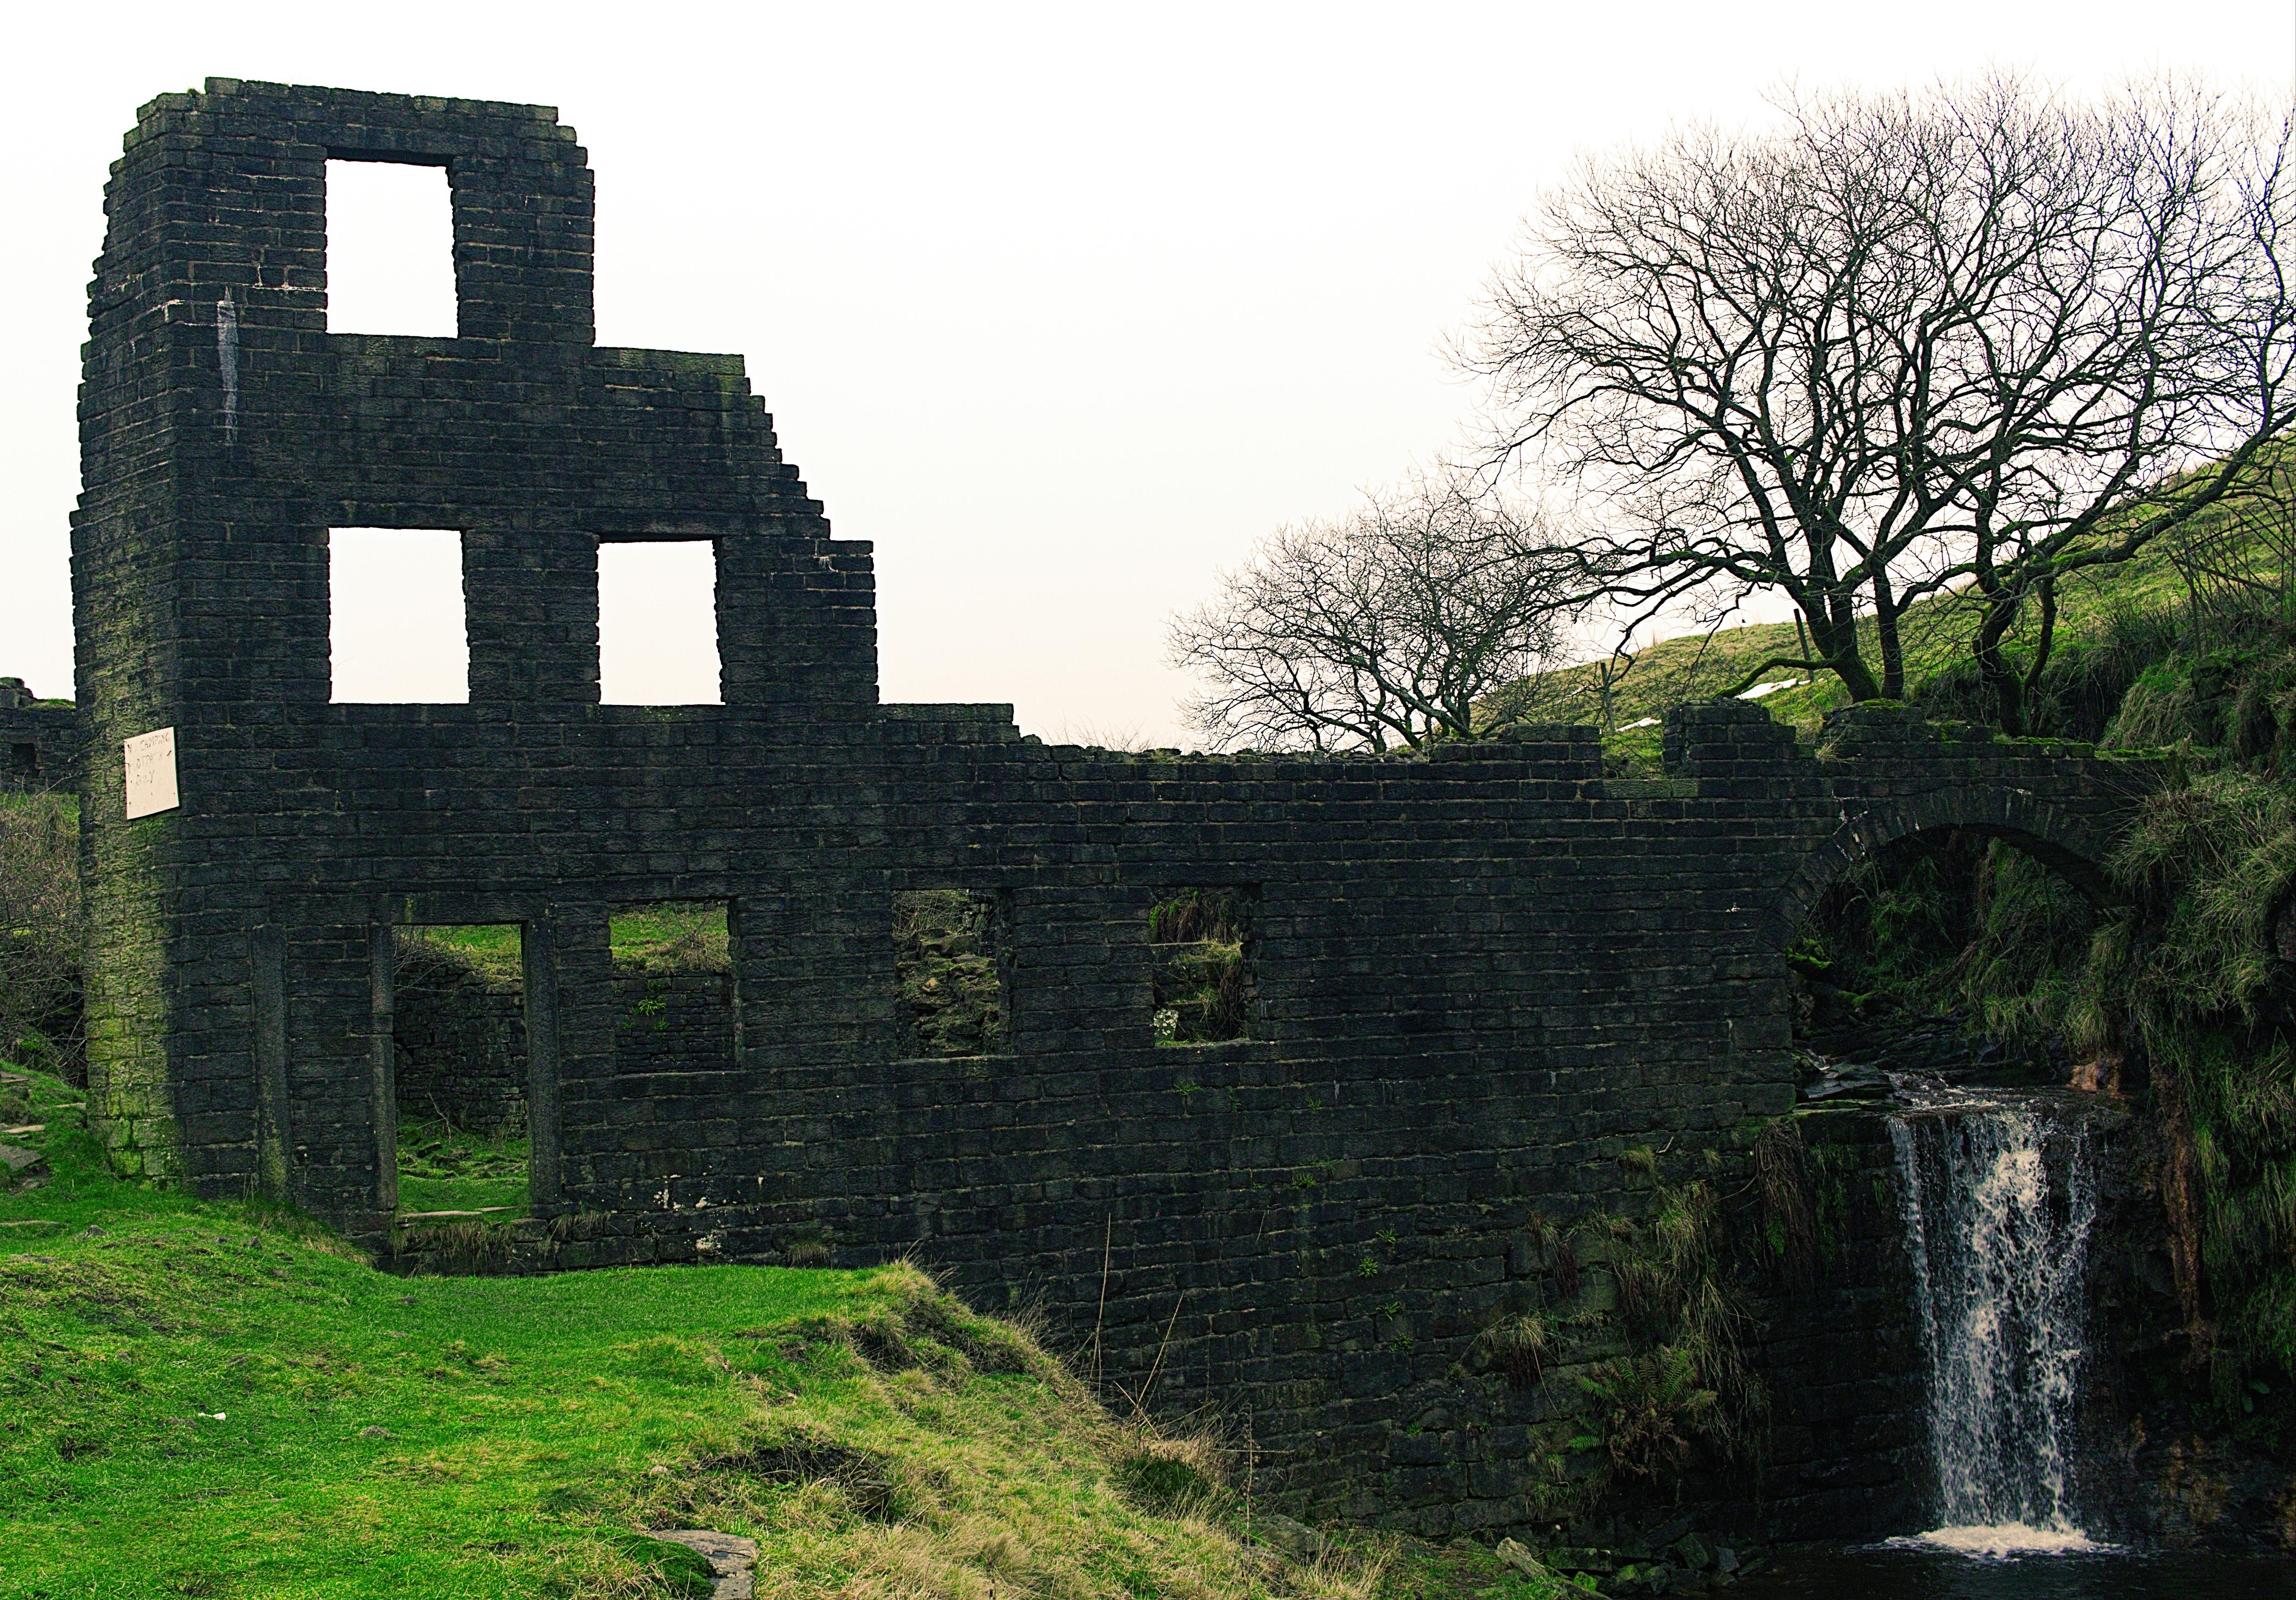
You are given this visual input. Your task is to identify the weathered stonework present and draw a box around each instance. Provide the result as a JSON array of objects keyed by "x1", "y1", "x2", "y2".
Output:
[
  {"x1": 1751, "y1": 1104, "x2": 1930, "y2": 1534},
  {"x1": 0, "y1": 680, "x2": 78, "y2": 793},
  {"x1": 63, "y1": 79, "x2": 2170, "y2": 1537},
  {"x1": 393, "y1": 962, "x2": 525, "y2": 1134}
]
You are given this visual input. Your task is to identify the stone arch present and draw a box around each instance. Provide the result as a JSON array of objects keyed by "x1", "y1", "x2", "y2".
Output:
[{"x1": 1778, "y1": 783, "x2": 2124, "y2": 935}]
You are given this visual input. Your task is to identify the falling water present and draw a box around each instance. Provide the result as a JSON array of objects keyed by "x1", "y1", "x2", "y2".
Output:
[{"x1": 1889, "y1": 1080, "x2": 2105, "y2": 1555}]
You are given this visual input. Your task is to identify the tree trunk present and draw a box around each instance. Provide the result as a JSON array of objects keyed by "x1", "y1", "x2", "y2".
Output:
[
  {"x1": 1812, "y1": 600, "x2": 1882, "y2": 702},
  {"x1": 2016, "y1": 572, "x2": 2059, "y2": 728},
  {"x1": 1971, "y1": 591, "x2": 2029, "y2": 736},
  {"x1": 1872, "y1": 571, "x2": 1905, "y2": 700}
]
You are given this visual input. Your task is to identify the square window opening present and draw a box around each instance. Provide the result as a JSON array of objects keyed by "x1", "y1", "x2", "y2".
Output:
[
  {"x1": 894, "y1": 889, "x2": 1013, "y2": 1058},
  {"x1": 1149, "y1": 886, "x2": 1257, "y2": 1045},
  {"x1": 390, "y1": 924, "x2": 530, "y2": 1222},
  {"x1": 610, "y1": 901, "x2": 737, "y2": 1067},
  {"x1": 8, "y1": 743, "x2": 35, "y2": 784},
  {"x1": 610, "y1": 901, "x2": 732, "y2": 975},
  {"x1": 330, "y1": 528, "x2": 469, "y2": 703},
  {"x1": 598, "y1": 541, "x2": 721, "y2": 705},
  {"x1": 326, "y1": 158, "x2": 457, "y2": 336}
]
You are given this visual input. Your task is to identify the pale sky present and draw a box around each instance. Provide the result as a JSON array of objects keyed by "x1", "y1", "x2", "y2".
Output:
[{"x1": 4, "y1": 3, "x2": 2290, "y2": 744}]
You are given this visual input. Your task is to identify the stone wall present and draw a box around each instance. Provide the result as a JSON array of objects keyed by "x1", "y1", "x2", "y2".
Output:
[
  {"x1": 62, "y1": 79, "x2": 2170, "y2": 1539},
  {"x1": 1748, "y1": 1104, "x2": 1928, "y2": 1538},
  {"x1": 392, "y1": 964, "x2": 524, "y2": 1135},
  {"x1": 0, "y1": 679, "x2": 78, "y2": 794},
  {"x1": 609, "y1": 971, "x2": 735, "y2": 1086}
]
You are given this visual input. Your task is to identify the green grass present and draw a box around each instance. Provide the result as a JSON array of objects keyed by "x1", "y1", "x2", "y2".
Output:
[
  {"x1": 5, "y1": 1070, "x2": 871, "y2": 1598},
  {"x1": 394, "y1": 1117, "x2": 530, "y2": 1218},
  {"x1": 608, "y1": 905, "x2": 729, "y2": 975},
  {"x1": 6, "y1": 1069, "x2": 1596, "y2": 1600},
  {"x1": 1485, "y1": 494, "x2": 2288, "y2": 753},
  {"x1": 396, "y1": 905, "x2": 734, "y2": 980},
  {"x1": 398, "y1": 924, "x2": 524, "y2": 988}
]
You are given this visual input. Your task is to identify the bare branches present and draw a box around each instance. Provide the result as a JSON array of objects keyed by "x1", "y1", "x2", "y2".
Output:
[
  {"x1": 1467, "y1": 74, "x2": 2296, "y2": 729},
  {"x1": 1167, "y1": 472, "x2": 1573, "y2": 751}
]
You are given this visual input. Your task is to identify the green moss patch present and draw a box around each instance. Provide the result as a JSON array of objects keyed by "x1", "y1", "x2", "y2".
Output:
[{"x1": 892, "y1": 890, "x2": 1007, "y2": 1058}]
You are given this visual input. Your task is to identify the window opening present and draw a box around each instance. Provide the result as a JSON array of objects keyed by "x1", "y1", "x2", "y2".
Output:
[
  {"x1": 610, "y1": 901, "x2": 737, "y2": 1068},
  {"x1": 326, "y1": 159, "x2": 456, "y2": 336},
  {"x1": 598, "y1": 541, "x2": 721, "y2": 704},
  {"x1": 893, "y1": 889, "x2": 1012, "y2": 1058},
  {"x1": 8, "y1": 744, "x2": 35, "y2": 786},
  {"x1": 1148, "y1": 887, "x2": 1256, "y2": 1044},
  {"x1": 330, "y1": 528, "x2": 469, "y2": 703},
  {"x1": 391, "y1": 924, "x2": 529, "y2": 1223}
]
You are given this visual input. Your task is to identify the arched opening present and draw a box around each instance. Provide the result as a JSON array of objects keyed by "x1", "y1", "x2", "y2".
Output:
[{"x1": 1780, "y1": 797, "x2": 2122, "y2": 1092}]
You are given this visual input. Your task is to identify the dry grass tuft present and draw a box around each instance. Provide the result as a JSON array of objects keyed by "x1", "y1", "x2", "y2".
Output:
[
  {"x1": 1751, "y1": 1116, "x2": 1818, "y2": 1293},
  {"x1": 1109, "y1": 1422, "x2": 1233, "y2": 1518},
  {"x1": 1291, "y1": 1537, "x2": 1398, "y2": 1600},
  {"x1": 1474, "y1": 1313, "x2": 1553, "y2": 1390}
]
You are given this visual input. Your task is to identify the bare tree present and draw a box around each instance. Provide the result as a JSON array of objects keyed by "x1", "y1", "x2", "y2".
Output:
[
  {"x1": 1168, "y1": 473, "x2": 1572, "y2": 751},
  {"x1": 1479, "y1": 618, "x2": 1640, "y2": 733},
  {"x1": 1047, "y1": 719, "x2": 1156, "y2": 752},
  {"x1": 1467, "y1": 76, "x2": 2296, "y2": 731},
  {"x1": 1587, "y1": 641, "x2": 1638, "y2": 736}
]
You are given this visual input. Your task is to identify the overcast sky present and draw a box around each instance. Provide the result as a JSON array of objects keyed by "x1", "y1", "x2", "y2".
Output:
[{"x1": 4, "y1": 3, "x2": 2291, "y2": 743}]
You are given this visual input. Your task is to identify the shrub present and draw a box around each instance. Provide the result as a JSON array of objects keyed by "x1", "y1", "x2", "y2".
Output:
[
  {"x1": 2103, "y1": 770, "x2": 2296, "y2": 1376},
  {"x1": 0, "y1": 793, "x2": 82, "y2": 1083}
]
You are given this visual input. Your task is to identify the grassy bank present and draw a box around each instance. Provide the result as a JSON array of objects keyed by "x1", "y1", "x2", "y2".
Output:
[
  {"x1": 1483, "y1": 488, "x2": 2278, "y2": 764},
  {"x1": 0, "y1": 1071, "x2": 1581, "y2": 1600}
]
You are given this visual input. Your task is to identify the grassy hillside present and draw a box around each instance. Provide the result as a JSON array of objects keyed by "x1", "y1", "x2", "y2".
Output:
[
  {"x1": 0, "y1": 1070, "x2": 1586, "y2": 1600},
  {"x1": 1484, "y1": 495, "x2": 2282, "y2": 765}
]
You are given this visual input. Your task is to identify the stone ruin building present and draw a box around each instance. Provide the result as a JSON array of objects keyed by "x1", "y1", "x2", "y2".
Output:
[
  {"x1": 46, "y1": 79, "x2": 2167, "y2": 1536},
  {"x1": 0, "y1": 680, "x2": 74, "y2": 794}
]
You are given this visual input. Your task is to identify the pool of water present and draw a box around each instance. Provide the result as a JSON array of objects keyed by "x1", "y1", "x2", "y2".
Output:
[{"x1": 1732, "y1": 1534, "x2": 2294, "y2": 1598}]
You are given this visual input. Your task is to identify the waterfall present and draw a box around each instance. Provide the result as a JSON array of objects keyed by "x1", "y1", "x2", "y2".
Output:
[{"x1": 1889, "y1": 1080, "x2": 2105, "y2": 1554}]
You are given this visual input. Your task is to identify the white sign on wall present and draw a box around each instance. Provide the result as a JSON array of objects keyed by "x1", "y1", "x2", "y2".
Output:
[{"x1": 124, "y1": 727, "x2": 180, "y2": 820}]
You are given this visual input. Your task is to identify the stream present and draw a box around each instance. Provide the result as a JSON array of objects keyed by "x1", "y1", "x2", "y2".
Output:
[{"x1": 1730, "y1": 1542, "x2": 2295, "y2": 1597}]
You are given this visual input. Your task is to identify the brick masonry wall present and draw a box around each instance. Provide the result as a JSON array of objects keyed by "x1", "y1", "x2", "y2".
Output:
[{"x1": 63, "y1": 79, "x2": 2170, "y2": 1539}]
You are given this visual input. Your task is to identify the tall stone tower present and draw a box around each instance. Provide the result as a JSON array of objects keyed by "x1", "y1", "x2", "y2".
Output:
[{"x1": 72, "y1": 81, "x2": 877, "y2": 1221}]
